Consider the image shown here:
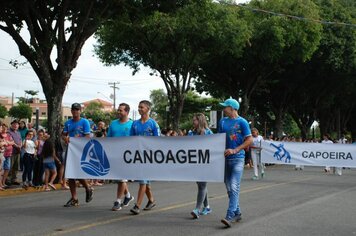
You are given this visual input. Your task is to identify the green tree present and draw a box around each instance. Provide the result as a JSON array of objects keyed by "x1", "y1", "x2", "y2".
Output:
[
  {"x1": 274, "y1": 0, "x2": 356, "y2": 139},
  {"x1": 83, "y1": 102, "x2": 106, "y2": 124},
  {"x1": 24, "y1": 90, "x2": 39, "y2": 103},
  {"x1": 95, "y1": 0, "x2": 250, "y2": 130},
  {"x1": 196, "y1": 0, "x2": 322, "y2": 117},
  {"x1": 0, "y1": 104, "x2": 8, "y2": 118},
  {"x1": 8, "y1": 103, "x2": 32, "y2": 120},
  {"x1": 150, "y1": 89, "x2": 219, "y2": 130},
  {"x1": 0, "y1": 0, "x2": 121, "y2": 143},
  {"x1": 150, "y1": 89, "x2": 168, "y2": 128},
  {"x1": 311, "y1": 0, "x2": 356, "y2": 138}
]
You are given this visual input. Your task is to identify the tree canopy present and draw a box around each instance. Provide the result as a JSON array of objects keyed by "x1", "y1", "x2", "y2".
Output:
[
  {"x1": 0, "y1": 104, "x2": 7, "y2": 119},
  {"x1": 0, "y1": 0, "x2": 122, "y2": 142},
  {"x1": 8, "y1": 103, "x2": 32, "y2": 120},
  {"x1": 95, "y1": 0, "x2": 250, "y2": 130}
]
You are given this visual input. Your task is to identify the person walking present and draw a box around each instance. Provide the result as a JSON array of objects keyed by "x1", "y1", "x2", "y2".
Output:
[
  {"x1": 250, "y1": 128, "x2": 264, "y2": 180},
  {"x1": 107, "y1": 103, "x2": 135, "y2": 211},
  {"x1": 188, "y1": 113, "x2": 213, "y2": 219},
  {"x1": 62, "y1": 103, "x2": 93, "y2": 207},
  {"x1": 322, "y1": 134, "x2": 333, "y2": 173},
  {"x1": 130, "y1": 100, "x2": 160, "y2": 215},
  {"x1": 218, "y1": 98, "x2": 252, "y2": 228}
]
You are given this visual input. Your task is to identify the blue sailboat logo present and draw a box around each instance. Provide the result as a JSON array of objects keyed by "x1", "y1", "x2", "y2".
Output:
[{"x1": 81, "y1": 139, "x2": 110, "y2": 176}]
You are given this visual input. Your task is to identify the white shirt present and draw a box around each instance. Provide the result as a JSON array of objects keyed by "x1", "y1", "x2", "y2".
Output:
[
  {"x1": 251, "y1": 135, "x2": 263, "y2": 152},
  {"x1": 23, "y1": 139, "x2": 36, "y2": 154}
]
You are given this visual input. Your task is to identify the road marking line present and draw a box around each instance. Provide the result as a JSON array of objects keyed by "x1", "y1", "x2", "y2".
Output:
[{"x1": 49, "y1": 177, "x2": 312, "y2": 235}]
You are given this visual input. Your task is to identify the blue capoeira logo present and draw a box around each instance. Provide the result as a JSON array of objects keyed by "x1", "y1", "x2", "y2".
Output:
[
  {"x1": 81, "y1": 139, "x2": 110, "y2": 176},
  {"x1": 270, "y1": 143, "x2": 292, "y2": 163}
]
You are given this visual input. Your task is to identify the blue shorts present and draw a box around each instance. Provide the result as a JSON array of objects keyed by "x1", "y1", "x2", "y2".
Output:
[
  {"x1": 43, "y1": 162, "x2": 56, "y2": 170},
  {"x1": 3, "y1": 157, "x2": 11, "y2": 170},
  {"x1": 137, "y1": 180, "x2": 151, "y2": 185}
]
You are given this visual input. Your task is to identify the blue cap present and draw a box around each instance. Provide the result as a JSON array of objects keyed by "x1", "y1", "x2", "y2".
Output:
[{"x1": 220, "y1": 98, "x2": 240, "y2": 110}]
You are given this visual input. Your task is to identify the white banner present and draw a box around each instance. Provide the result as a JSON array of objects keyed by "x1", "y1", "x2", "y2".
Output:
[
  {"x1": 261, "y1": 141, "x2": 356, "y2": 167},
  {"x1": 65, "y1": 134, "x2": 226, "y2": 182}
]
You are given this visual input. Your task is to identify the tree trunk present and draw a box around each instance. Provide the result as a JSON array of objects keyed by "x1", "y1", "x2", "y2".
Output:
[
  {"x1": 159, "y1": 72, "x2": 190, "y2": 131},
  {"x1": 170, "y1": 91, "x2": 185, "y2": 131},
  {"x1": 240, "y1": 93, "x2": 249, "y2": 117},
  {"x1": 45, "y1": 91, "x2": 64, "y2": 144},
  {"x1": 273, "y1": 111, "x2": 284, "y2": 139}
]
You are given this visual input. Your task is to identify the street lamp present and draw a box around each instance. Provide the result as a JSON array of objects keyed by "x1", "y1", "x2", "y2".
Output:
[
  {"x1": 97, "y1": 92, "x2": 111, "y2": 101},
  {"x1": 165, "y1": 106, "x2": 170, "y2": 129},
  {"x1": 35, "y1": 107, "x2": 39, "y2": 130},
  {"x1": 97, "y1": 91, "x2": 114, "y2": 108}
]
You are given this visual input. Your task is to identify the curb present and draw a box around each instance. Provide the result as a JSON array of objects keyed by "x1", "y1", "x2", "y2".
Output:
[{"x1": 0, "y1": 183, "x2": 65, "y2": 197}]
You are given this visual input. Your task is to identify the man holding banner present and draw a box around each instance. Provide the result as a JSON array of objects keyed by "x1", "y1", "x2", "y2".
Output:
[
  {"x1": 63, "y1": 103, "x2": 94, "y2": 207},
  {"x1": 107, "y1": 103, "x2": 134, "y2": 211},
  {"x1": 218, "y1": 98, "x2": 253, "y2": 228},
  {"x1": 129, "y1": 100, "x2": 160, "y2": 215}
]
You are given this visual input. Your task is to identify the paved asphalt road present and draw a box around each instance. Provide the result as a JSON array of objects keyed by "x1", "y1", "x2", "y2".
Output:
[{"x1": 0, "y1": 165, "x2": 355, "y2": 236}]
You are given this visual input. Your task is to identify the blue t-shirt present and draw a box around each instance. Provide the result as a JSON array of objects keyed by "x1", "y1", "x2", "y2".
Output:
[
  {"x1": 107, "y1": 119, "x2": 133, "y2": 137},
  {"x1": 63, "y1": 118, "x2": 91, "y2": 137},
  {"x1": 130, "y1": 118, "x2": 160, "y2": 136},
  {"x1": 188, "y1": 128, "x2": 213, "y2": 136},
  {"x1": 218, "y1": 116, "x2": 251, "y2": 159}
]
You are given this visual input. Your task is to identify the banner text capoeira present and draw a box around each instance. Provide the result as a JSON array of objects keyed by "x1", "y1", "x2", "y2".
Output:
[
  {"x1": 65, "y1": 134, "x2": 226, "y2": 182},
  {"x1": 261, "y1": 141, "x2": 356, "y2": 167}
]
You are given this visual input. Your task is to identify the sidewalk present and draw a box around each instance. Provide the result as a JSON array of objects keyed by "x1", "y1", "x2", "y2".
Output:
[
  {"x1": 0, "y1": 171, "x2": 69, "y2": 197},
  {"x1": 0, "y1": 183, "x2": 65, "y2": 197}
]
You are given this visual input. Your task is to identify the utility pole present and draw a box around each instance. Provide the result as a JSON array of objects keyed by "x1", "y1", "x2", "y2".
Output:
[{"x1": 108, "y1": 82, "x2": 120, "y2": 109}]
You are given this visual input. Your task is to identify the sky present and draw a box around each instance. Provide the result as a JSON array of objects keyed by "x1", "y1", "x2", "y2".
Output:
[
  {"x1": 0, "y1": 0, "x2": 248, "y2": 112},
  {"x1": 0, "y1": 33, "x2": 166, "y2": 111}
]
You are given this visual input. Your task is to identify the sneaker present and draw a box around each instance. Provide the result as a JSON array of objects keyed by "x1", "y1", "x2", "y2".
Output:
[
  {"x1": 201, "y1": 207, "x2": 212, "y2": 215},
  {"x1": 143, "y1": 200, "x2": 156, "y2": 210},
  {"x1": 122, "y1": 196, "x2": 134, "y2": 207},
  {"x1": 261, "y1": 172, "x2": 265, "y2": 178},
  {"x1": 252, "y1": 176, "x2": 259, "y2": 180},
  {"x1": 191, "y1": 208, "x2": 200, "y2": 219},
  {"x1": 12, "y1": 181, "x2": 21, "y2": 186},
  {"x1": 234, "y1": 213, "x2": 242, "y2": 222},
  {"x1": 64, "y1": 198, "x2": 79, "y2": 207},
  {"x1": 130, "y1": 204, "x2": 140, "y2": 215},
  {"x1": 221, "y1": 218, "x2": 232, "y2": 227},
  {"x1": 112, "y1": 201, "x2": 122, "y2": 211},
  {"x1": 86, "y1": 188, "x2": 94, "y2": 203}
]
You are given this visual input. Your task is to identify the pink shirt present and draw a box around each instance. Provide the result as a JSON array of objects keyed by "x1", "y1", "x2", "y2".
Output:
[{"x1": 1, "y1": 134, "x2": 13, "y2": 157}]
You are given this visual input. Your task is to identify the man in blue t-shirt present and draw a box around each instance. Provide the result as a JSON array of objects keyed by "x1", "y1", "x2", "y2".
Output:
[
  {"x1": 62, "y1": 103, "x2": 93, "y2": 207},
  {"x1": 107, "y1": 103, "x2": 135, "y2": 211},
  {"x1": 130, "y1": 100, "x2": 160, "y2": 215},
  {"x1": 218, "y1": 98, "x2": 252, "y2": 228}
]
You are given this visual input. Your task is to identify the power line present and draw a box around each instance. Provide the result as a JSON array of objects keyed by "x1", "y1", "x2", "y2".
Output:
[
  {"x1": 222, "y1": 1, "x2": 356, "y2": 28},
  {"x1": 108, "y1": 81, "x2": 120, "y2": 109}
]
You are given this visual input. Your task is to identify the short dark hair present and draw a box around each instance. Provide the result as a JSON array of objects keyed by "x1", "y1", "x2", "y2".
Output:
[
  {"x1": 119, "y1": 103, "x2": 130, "y2": 113},
  {"x1": 139, "y1": 100, "x2": 151, "y2": 109},
  {"x1": 11, "y1": 119, "x2": 19, "y2": 125},
  {"x1": 25, "y1": 130, "x2": 34, "y2": 136}
]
